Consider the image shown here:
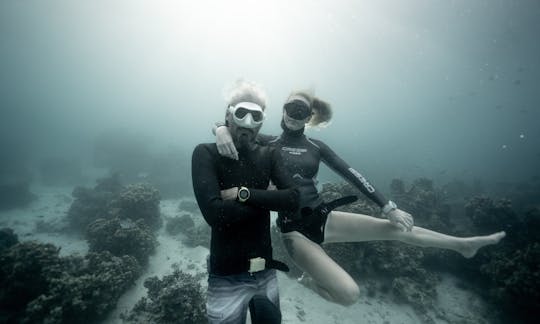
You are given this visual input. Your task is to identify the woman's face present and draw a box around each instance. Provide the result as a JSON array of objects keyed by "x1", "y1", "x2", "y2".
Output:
[
  {"x1": 282, "y1": 100, "x2": 312, "y2": 131},
  {"x1": 283, "y1": 111, "x2": 311, "y2": 130}
]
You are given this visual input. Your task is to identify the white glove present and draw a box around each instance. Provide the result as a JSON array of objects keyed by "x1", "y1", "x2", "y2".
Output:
[{"x1": 216, "y1": 126, "x2": 238, "y2": 160}]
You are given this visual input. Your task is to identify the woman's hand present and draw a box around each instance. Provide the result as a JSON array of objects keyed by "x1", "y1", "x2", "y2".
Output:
[
  {"x1": 386, "y1": 209, "x2": 414, "y2": 232},
  {"x1": 216, "y1": 126, "x2": 238, "y2": 160},
  {"x1": 220, "y1": 187, "x2": 238, "y2": 201}
]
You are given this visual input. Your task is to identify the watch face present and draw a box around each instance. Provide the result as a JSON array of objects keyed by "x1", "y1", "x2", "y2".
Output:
[{"x1": 239, "y1": 189, "x2": 249, "y2": 199}]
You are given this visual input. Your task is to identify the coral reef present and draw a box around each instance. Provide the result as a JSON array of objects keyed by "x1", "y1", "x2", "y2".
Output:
[
  {"x1": 479, "y1": 243, "x2": 540, "y2": 318},
  {"x1": 366, "y1": 242, "x2": 439, "y2": 316},
  {"x1": 23, "y1": 251, "x2": 140, "y2": 324},
  {"x1": 181, "y1": 223, "x2": 211, "y2": 249},
  {"x1": 109, "y1": 183, "x2": 162, "y2": 230},
  {"x1": 457, "y1": 197, "x2": 540, "y2": 323},
  {"x1": 0, "y1": 240, "x2": 140, "y2": 323},
  {"x1": 122, "y1": 265, "x2": 206, "y2": 324},
  {"x1": 178, "y1": 199, "x2": 200, "y2": 214},
  {"x1": 165, "y1": 214, "x2": 194, "y2": 236},
  {"x1": 164, "y1": 214, "x2": 210, "y2": 248},
  {"x1": 464, "y1": 196, "x2": 518, "y2": 235},
  {"x1": 66, "y1": 175, "x2": 123, "y2": 232},
  {"x1": 66, "y1": 175, "x2": 162, "y2": 233},
  {"x1": 0, "y1": 241, "x2": 62, "y2": 322},
  {"x1": 86, "y1": 217, "x2": 157, "y2": 265}
]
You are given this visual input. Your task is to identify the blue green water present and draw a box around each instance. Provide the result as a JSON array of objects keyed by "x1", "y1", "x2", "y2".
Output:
[
  {"x1": 2, "y1": 0, "x2": 539, "y2": 189},
  {"x1": 1, "y1": 2, "x2": 539, "y2": 323}
]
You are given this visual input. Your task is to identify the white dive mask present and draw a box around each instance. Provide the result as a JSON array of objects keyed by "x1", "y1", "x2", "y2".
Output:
[{"x1": 228, "y1": 102, "x2": 265, "y2": 129}]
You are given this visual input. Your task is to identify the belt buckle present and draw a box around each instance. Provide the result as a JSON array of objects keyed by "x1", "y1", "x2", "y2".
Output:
[{"x1": 248, "y1": 257, "x2": 266, "y2": 273}]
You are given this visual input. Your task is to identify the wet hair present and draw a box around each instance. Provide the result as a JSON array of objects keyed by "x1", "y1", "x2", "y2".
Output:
[
  {"x1": 223, "y1": 79, "x2": 268, "y2": 110},
  {"x1": 286, "y1": 90, "x2": 332, "y2": 127}
]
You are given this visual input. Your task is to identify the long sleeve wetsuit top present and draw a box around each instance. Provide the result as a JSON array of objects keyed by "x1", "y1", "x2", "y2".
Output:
[
  {"x1": 191, "y1": 143, "x2": 298, "y2": 275},
  {"x1": 257, "y1": 128, "x2": 388, "y2": 226}
]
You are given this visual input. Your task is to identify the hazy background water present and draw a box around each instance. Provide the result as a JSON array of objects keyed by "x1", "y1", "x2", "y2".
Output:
[{"x1": 1, "y1": 0, "x2": 539, "y2": 193}]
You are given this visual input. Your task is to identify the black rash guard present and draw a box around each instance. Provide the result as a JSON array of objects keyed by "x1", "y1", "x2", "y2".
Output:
[
  {"x1": 192, "y1": 143, "x2": 298, "y2": 275},
  {"x1": 257, "y1": 128, "x2": 388, "y2": 235}
]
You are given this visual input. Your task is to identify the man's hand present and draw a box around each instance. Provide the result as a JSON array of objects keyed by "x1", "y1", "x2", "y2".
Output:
[
  {"x1": 386, "y1": 209, "x2": 414, "y2": 232},
  {"x1": 216, "y1": 126, "x2": 238, "y2": 160},
  {"x1": 220, "y1": 187, "x2": 238, "y2": 201}
]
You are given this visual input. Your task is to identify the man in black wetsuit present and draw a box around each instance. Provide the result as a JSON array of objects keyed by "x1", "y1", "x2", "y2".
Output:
[{"x1": 191, "y1": 81, "x2": 298, "y2": 323}]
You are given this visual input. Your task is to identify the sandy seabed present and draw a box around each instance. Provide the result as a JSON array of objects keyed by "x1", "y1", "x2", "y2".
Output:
[{"x1": 0, "y1": 185, "x2": 491, "y2": 324}]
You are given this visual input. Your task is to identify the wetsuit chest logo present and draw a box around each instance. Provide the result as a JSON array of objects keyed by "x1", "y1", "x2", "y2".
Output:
[{"x1": 281, "y1": 146, "x2": 307, "y2": 156}]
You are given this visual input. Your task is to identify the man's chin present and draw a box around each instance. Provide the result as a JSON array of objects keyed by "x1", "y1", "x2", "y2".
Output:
[{"x1": 235, "y1": 133, "x2": 254, "y2": 149}]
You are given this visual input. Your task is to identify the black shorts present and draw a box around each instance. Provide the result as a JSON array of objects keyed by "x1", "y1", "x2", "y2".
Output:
[{"x1": 277, "y1": 214, "x2": 329, "y2": 245}]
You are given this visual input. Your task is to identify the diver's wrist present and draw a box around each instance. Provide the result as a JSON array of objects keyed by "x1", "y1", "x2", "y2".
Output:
[
  {"x1": 237, "y1": 187, "x2": 250, "y2": 203},
  {"x1": 382, "y1": 200, "x2": 397, "y2": 216}
]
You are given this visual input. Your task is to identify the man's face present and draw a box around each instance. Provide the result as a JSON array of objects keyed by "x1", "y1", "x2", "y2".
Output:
[
  {"x1": 230, "y1": 123, "x2": 261, "y2": 149},
  {"x1": 227, "y1": 102, "x2": 265, "y2": 150}
]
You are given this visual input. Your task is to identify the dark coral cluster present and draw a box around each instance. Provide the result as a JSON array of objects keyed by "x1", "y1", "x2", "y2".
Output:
[
  {"x1": 122, "y1": 265, "x2": 206, "y2": 324},
  {"x1": 165, "y1": 214, "x2": 194, "y2": 236},
  {"x1": 66, "y1": 175, "x2": 123, "y2": 232},
  {"x1": 0, "y1": 237, "x2": 140, "y2": 324},
  {"x1": 65, "y1": 175, "x2": 161, "y2": 266},
  {"x1": 464, "y1": 196, "x2": 518, "y2": 235},
  {"x1": 0, "y1": 175, "x2": 171, "y2": 322},
  {"x1": 164, "y1": 211, "x2": 210, "y2": 249},
  {"x1": 480, "y1": 243, "x2": 540, "y2": 315},
  {"x1": 457, "y1": 196, "x2": 540, "y2": 322},
  {"x1": 178, "y1": 199, "x2": 201, "y2": 214},
  {"x1": 109, "y1": 183, "x2": 162, "y2": 230},
  {"x1": 86, "y1": 218, "x2": 158, "y2": 265},
  {"x1": 67, "y1": 175, "x2": 161, "y2": 233}
]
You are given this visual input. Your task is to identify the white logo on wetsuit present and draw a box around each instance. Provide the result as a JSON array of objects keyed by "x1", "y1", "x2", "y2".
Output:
[
  {"x1": 281, "y1": 147, "x2": 307, "y2": 155},
  {"x1": 348, "y1": 168, "x2": 375, "y2": 193}
]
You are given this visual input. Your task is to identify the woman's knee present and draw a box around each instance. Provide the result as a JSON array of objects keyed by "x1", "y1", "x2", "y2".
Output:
[{"x1": 331, "y1": 281, "x2": 360, "y2": 306}]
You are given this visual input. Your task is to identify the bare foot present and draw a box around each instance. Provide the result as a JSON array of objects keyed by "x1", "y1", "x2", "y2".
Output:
[{"x1": 460, "y1": 231, "x2": 506, "y2": 258}]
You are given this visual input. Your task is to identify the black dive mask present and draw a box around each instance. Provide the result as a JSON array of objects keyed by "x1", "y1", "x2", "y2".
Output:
[{"x1": 284, "y1": 100, "x2": 311, "y2": 120}]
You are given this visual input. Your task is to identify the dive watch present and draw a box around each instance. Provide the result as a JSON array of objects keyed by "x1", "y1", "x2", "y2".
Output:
[{"x1": 237, "y1": 186, "x2": 250, "y2": 202}]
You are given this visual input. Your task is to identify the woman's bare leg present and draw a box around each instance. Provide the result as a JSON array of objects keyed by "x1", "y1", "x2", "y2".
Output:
[
  {"x1": 281, "y1": 231, "x2": 360, "y2": 306},
  {"x1": 324, "y1": 211, "x2": 506, "y2": 258}
]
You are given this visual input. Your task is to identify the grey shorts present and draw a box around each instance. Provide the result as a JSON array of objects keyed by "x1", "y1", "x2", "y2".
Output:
[{"x1": 206, "y1": 269, "x2": 279, "y2": 324}]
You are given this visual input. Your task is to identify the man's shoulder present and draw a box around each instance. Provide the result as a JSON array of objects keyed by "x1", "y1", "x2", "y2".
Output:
[{"x1": 193, "y1": 143, "x2": 218, "y2": 156}]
